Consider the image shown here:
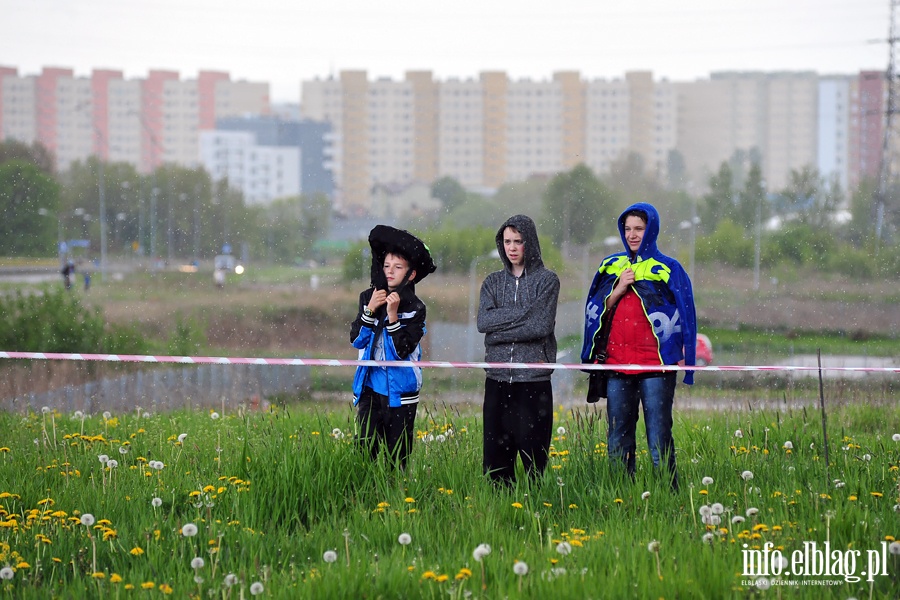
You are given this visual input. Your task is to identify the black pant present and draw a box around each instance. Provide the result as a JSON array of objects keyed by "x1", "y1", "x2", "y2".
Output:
[
  {"x1": 356, "y1": 388, "x2": 418, "y2": 469},
  {"x1": 482, "y1": 378, "x2": 553, "y2": 486}
]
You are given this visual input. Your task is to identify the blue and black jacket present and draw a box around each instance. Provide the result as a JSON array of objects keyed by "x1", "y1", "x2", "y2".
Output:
[
  {"x1": 580, "y1": 202, "x2": 698, "y2": 384},
  {"x1": 351, "y1": 286, "x2": 426, "y2": 407}
]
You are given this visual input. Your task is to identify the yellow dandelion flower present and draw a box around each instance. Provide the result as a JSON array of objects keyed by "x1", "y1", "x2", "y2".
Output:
[
  {"x1": 699, "y1": 490, "x2": 708, "y2": 495},
  {"x1": 568, "y1": 503, "x2": 578, "y2": 509},
  {"x1": 16, "y1": 561, "x2": 30, "y2": 569},
  {"x1": 457, "y1": 568, "x2": 472, "y2": 578},
  {"x1": 405, "y1": 497, "x2": 415, "y2": 504},
  {"x1": 614, "y1": 498, "x2": 623, "y2": 504},
  {"x1": 141, "y1": 582, "x2": 155, "y2": 589},
  {"x1": 203, "y1": 485, "x2": 216, "y2": 493},
  {"x1": 91, "y1": 572, "x2": 105, "y2": 579},
  {"x1": 407, "y1": 508, "x2": 417, "y2": 513},
  {"x1": 848, "y1": 495, "x2": 858, "y2": 502},
  {"x1": 422, "y1": 571, "x2": 437, "y2": 580},
  {"x1": 130, "y1": 547, "x2": 144, "y2": 556},
  {"x1": 189, "y1": 491, "x2": 201, "y2": 498},
  {"x1": 376, "y1": 502, "x2": 390, "y2": 508},
  {"x1": 0, "y1": 448, "x2": 9, "y2": 452},
  {"x1": 407, "y1": 566, "x2": 415, "y2": 572},
  {"x1": 870, "y1": 492, "x2": 883, "y2": 498},
  {"x1": 511, "y1": 502, "x2": 523, "y2": 509},
  {"x1": 884, "y1": 535, "x2": 895, "y2": 542},
  {"x1": 436, "y1": 574, "x2": 449, "y2": 583},
  {"x1": 159, "y1": 583, "x2": 173, "y2": 594},
  {"x1": 110, "y1": 573, "x2": 123, "y2": 583}
]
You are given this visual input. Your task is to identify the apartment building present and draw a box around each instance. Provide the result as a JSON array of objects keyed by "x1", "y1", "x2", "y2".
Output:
[
  {"x1": 199, "y1": 130, "x2": 300, "y2": 205},
  {"x1": 0, "y1": 66, "x2": 269, "y2": 173}
]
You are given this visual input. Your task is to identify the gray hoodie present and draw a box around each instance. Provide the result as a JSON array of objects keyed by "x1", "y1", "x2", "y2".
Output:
[{"x1": 477, "y1": 214, "x2": 560, "y2": 383}]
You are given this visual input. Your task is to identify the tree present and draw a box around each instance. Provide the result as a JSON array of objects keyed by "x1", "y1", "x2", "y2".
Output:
[
  {"x1": 699, "y1": 162, "x2": 736, "y2": 234},
  {"x1": 778, "y1": 166, "x2": 842, "y2": 229},
  {"x1": 430, "y1": 176, "x2": 468, "y2": 212},
  {"x1": 0, "y1": 139, "x2": 55, "y2": 174},
  {"x1": 0, "y1": 160, "x2": 61, "y2": 256},
  {"x1": 735, "y1": 162, "x2": 769, "y2": 233},
  {"x1": 542, "y1": 164, "x2": 613, "y2": 251}
]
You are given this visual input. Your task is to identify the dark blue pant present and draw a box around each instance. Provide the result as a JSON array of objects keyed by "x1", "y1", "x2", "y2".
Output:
[
  {"x1": 606, "y1": 372, "x2": 678, "y2": 489},
  {"x1": 356, "y1": 388, "x2": 418, "y2": 469},
  {"x1": 482, "y1": 378, "x2": 553, "y2": 486}
]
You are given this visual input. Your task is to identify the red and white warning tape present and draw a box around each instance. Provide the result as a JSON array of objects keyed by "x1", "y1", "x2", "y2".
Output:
[{"x1": 0, "y1": 351, "x2": 897, "y2": 373}]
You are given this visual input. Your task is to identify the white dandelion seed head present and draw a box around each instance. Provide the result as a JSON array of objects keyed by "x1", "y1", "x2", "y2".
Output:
[
  {"x1": 445, "y1": 428, "x2": 454, "y2": 437},
  {"x1": 893, "y1": 504, "x2": 900, "y2": 513},
  {"x1": 210, "y1": 412, "x2": 220, "y2": 420},
  {"x1": 755, "y1": 577, "x2": 771, "y2": 590},
  {"x1": 892, "y1": 433, "x2": 900, "y2": 442},
  {"x1": 734, "y1": 429, "x2": 743, "y2": 438},
  {"x1": 810, "y1": 442, "x2": 815, "y2": 449},
  {"x1": 41, "y1": 406, "x2": 50, "y2": 414},
  {"x1": 787, "y1": 466, "x2": 796, "y2": 472},
  {"x1": 118, "y1": 446, "x2": 129, "y2": 455},
  {"x1": 142, "y1": 412, "x2": 150, "y2": 418},
  {"x1": 98, "y1": 454, "x2": 109, "y2": 464},
  {"x1": 106, "y1": 459, "x2": 118, "y2": 469},
  {"x1": 80, "y1": 513, "x2": 95, "y2": 526},
  {"x1": 746, "y1": 508, "x2": 759, "y2": 517},
  {"x1": 177, "y1": 433, "x2": 188, "y2": 443},
  {"x1": 731, "y1": 515, "x2": 745, "y2": 524},
  {"x1": 641, "y1": 491, "x2": 651, "y2": 500},
  {"x1": 702, "y1": 532, "x2": 715, "y2": 543},
  {"x1": 194, "y1": 575, "x2": 204, "y2": 584},
  {"x1": 835, "y1": 481, "x2": 846, "y2": 488},
  {"x1": 699, "y1": 505, "x2": 712, "y2": 517},
  {"x1": 473, "y1": 543, "x2": 491, "y2": 562},
  {"x1": 888, "y1": 541, "x2": 900, "y2": 555},
  {"x1": 151, "y1": 497, "x2": 162, "y2": 508},
  {"x1": 436, "y1": 434, "x2": 446, "y2": 443},
  {"x1": 250, "y1": 582, "x2": 264, "y2": 596},
  {"x1": 182, "y1": 523, "x2": 198, "y2": 537},
  {"x1": 513, "y1": 561, "x2": 529, "y2": 576},
  {"x1": 702, "y1": 515, "x2": 721, "y2": 526},
  {"x1": 0, "y1": 567, "x2": 13, "y2": 580},
  {"x1": 741, "y1": 470, "x2": 754, "y2": 481},
  {"x1": 711, "y1": 503, "x2": 724, "y2": 515},
  {"x1": 783, "y1": 441, "x2": 793, "y2": 450},
  {"x1": 647, "y1": 540, "x2": 660, "y2": 553},
  {"x1": 556, "y1": 542, "x2": 572, "y2": 556},
  {"x1": 323, "y1": 550, "x2": 338, "y2": 563},
  {"x1": 103, "y1": 411, "x2": 112, "y2": 420},
  {"x1": 863, "y1": 454, "x2": 872, "y2": 461},
  {"x1": 191, "y1": 557, "x2": 205, "y2": 570},
  {"x1": 424, "y1": 433, "x2": 434, "y2": 443},
  {"x1": 775, "y1": 555, "x2": 789, "y2": 570},
  {"x1": 556, "y1": 426, "x2": 566, "y2": 436},
  {"x1": 398, "y1": 533, "x2": 412, "y2": 546},
  {"x1": 73, "y1": 410, "x2": 84, "y2": 419},
  {"x1": 223, "y1": 573, "x2": 238, "y2": 587},
  {"x1": 701, "y1": 476, "x2": 714, "y2": 486}
]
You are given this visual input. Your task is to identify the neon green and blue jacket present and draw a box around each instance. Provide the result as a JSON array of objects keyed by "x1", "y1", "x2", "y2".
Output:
[{"x1": 581, "y1": 202, "x2": 698, "y2": 384}]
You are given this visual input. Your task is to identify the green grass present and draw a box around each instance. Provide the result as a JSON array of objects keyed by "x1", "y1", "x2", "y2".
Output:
[{"x1": 0, "y1": 399, "x2": 898, "y2": 598}]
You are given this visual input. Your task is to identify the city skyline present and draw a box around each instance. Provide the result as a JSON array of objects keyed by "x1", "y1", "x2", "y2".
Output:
[{"x1": 3, "y1": 0, "x2": 891, "y2": 102}]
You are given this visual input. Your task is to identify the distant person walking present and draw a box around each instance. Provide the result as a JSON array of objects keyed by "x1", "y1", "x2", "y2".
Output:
[
  {"x1": 61, "y1": 260, "x2": 75, "y2": 290},
  {"x1": 478, "y1": 214, "x2": 559, "y2": 487},
  {"x1": 581, "y1": 202, "x2": 697, "y2": 491}
]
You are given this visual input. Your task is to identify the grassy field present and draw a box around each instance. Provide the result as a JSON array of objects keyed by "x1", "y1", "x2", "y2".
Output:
[{"x1": 0, "y1": 399, "x2": 898, "y2": 599}]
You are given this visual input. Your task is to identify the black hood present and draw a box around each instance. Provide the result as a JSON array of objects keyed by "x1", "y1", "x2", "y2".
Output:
[
  {"x1": 495, "y1": 214, "x2": 544, "y2": 273},
  {"x1": 368, "y1": 225, "x2": 436, "y2": 291}
]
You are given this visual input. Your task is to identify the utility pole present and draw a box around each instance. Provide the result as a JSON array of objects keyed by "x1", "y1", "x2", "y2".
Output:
[{"x1": 874, "y1": 0, "x2": 900, "y2": 256}]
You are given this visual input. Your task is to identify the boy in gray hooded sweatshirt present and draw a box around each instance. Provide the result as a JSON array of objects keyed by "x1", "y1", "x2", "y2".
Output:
[{"x1": 477, "y1": 214, "x2": 560, "y2": 486}]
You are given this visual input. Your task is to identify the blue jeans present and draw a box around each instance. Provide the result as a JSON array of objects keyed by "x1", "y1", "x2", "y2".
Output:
[{"x1": 606, "y1": 372, "x2": 678, "y2": 489}]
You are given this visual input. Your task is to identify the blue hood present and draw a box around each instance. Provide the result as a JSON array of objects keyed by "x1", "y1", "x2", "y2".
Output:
[{"x1": 618, "y1": 202, "x2": 660, "y2": 261}]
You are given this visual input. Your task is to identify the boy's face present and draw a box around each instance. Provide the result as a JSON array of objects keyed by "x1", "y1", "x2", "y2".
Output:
[
  {"x1": 623, "y1": 215, "x2": 647, "y2": 254},
  {"x1": 383, "y1": 252, "x2": 415, "y2": 290},
  {"x1": 502, "y1": 227, "x2": 524, "y2": 267}
]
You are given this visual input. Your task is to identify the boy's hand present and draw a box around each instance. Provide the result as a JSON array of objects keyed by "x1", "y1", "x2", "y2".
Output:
[
  {"x1": 385, "y1": 292, "x2": 400, "y2": 323},
  {"x1": 367, "y1": 289, "x2": 387, "y2": 312}
]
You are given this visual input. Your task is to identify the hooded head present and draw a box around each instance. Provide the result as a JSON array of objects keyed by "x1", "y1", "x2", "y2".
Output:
[
  {"x1": 368, "y1": 225, "x2": 436, "y2": 292},
  {"x1": 617, "y1": 202, "x2": 660, "y2": 261},
  {"x1": 495, "y1": 214, "x2": 544, "y2": 273}
]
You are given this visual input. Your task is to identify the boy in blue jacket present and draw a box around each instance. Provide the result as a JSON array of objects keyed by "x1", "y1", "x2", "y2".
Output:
[{"x1": 351, "y1": 225, "x2": 435, "y2": 469}]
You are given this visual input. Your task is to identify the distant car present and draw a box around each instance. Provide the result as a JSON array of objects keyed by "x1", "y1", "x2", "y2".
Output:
[
  {"x1": 695, "y1": 333, "x2": 713, "y2": 366},
  {"x1": 680, "y1": 333, "x2": 713, "y2": 367}
]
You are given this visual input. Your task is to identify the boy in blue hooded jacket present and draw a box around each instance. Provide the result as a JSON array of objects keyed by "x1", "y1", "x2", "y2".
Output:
[{"x1": 581, "y1": 203, "x2": 697, "y2": 490}]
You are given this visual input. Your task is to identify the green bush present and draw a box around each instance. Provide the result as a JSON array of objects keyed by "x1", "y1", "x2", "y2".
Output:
[{"x1": 0, "y1": 287, "x2": 150, "y2": 354}]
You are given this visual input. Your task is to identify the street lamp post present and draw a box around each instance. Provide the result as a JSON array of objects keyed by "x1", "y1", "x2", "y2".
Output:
[
  {"x1": 150, "y1": 187, "x2": 159, "y2": 260},
  {"x1": 753, "y1": 180, "x2": 765, "y2": 291},
  {"x1": 467, "y1": 250, "x2": 500, "y2": 362},
  {"x1": 38, "y1": 208, "x2": 64, "y2": 267}
]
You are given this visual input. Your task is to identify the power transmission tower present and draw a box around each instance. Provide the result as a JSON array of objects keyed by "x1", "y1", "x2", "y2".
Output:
[{"x1": 874, "y1": 0, "x2": 900, "y2": 249}]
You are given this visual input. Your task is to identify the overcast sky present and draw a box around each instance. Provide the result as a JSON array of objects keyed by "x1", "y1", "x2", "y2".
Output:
[{"x1": 2, "y1": 0, "x2": 891, "y2": 102}]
